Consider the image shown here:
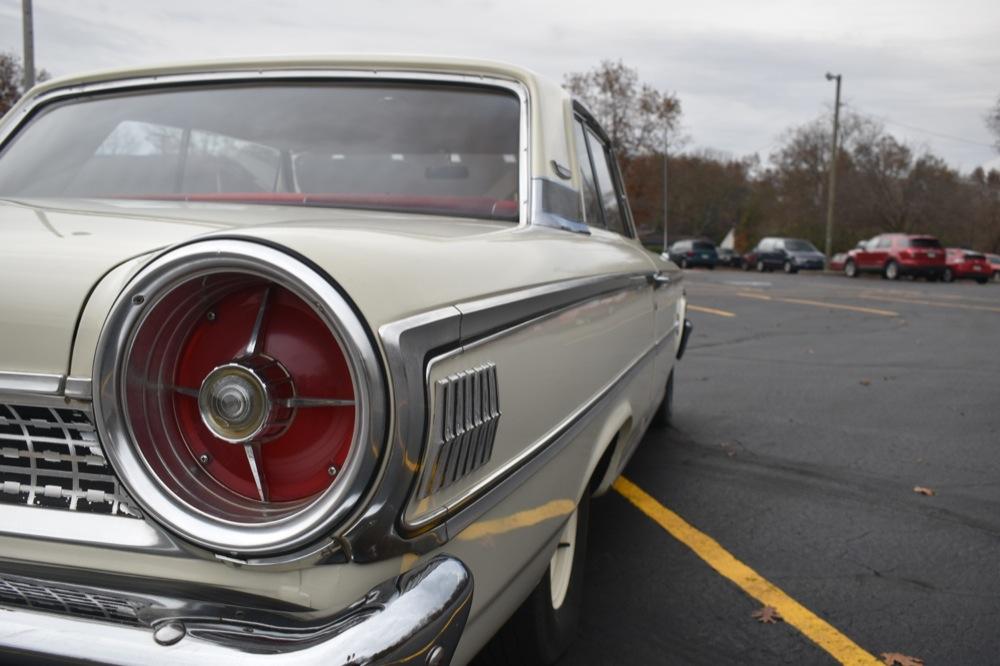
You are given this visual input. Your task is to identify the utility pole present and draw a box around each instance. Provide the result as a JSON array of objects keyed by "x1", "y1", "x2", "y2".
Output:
[
  {"x1": 662, "y1": 124, "x2": 669, "y2": 255},
  {"x1": 824, "y1": 72, "x2": 841, "y2": 261},
  {"x1": 22, "y1": 0, "x2": 35, "y2": 90}
]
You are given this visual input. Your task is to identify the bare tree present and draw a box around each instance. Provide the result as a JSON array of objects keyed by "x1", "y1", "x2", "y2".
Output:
[
  {"x1": 988, "y1": 94, "x2": 1000, "y2": 153},
  {"x1": 563, "y1": 60, "x2": 681, "y2": 158},
  {"x1": 0, "y1": 51, "x2": 49, "y2": 116}
]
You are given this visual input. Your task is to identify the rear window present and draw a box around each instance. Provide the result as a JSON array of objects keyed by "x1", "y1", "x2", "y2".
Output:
[
  {"x1": 0, "y1": 82, "x2": 521, "y2": 221},
  {"x1": 964, "y1": 252, "x2": 985, "y2": 260},
  {"x1": 692, "y1": 241, "x2": 715, "y2": 251},
  {"x1": 783, "y1": 239, "x2": 817, "y2": 252},
  {"x1": 906, "y1": 238, "x2": 942, "y2": 249}
]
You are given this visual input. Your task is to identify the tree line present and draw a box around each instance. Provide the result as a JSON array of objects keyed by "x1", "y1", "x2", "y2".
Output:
[{"x1": 568, "y1": 60, "x2": 1000, "y2": 255}]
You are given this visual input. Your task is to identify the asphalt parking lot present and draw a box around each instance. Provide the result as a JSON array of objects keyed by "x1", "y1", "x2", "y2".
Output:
[{"x1": 560, "y1": 269, "x2": 1000, "y2": 665}]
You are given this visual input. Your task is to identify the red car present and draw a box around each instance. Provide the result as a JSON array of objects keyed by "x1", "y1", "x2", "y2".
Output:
[
  {"x1": 944, "y1": 248, "x2": 992, "y2": 284},
  {"x1": 843, "y1": 233, "x2": 946, "y2": 281}
]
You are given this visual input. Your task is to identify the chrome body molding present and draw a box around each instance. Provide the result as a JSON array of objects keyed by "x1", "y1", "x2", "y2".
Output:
[
  {"x1": 342, "y1": 269, "x2": 669, "y2": 562},
  {"x1": 0, "y1": 371, "x2": 64, "y2": 396},
  {"x1": 0, "y1": 555, "x2": 473, "y2": 666},
  {"x1": 419, "y1": 363, "x2": 501, "y2": 499},
  {"x1": 0, "y1": 68, "x2": 532, "y2": 228},
  {"x1": 0, "y1": 503, "x2": 187, "y2": 554},
  {"x1": 93, "y1": 239, "x2": 388, "y2": 557},
  {"x1": 63, "y1": 376, "x2": 93, "y2": 400}
]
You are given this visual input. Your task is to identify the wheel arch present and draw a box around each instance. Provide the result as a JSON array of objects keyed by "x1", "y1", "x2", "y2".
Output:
[{"x1": 584, "y1": 402, "x2": 635, "y2": 499}]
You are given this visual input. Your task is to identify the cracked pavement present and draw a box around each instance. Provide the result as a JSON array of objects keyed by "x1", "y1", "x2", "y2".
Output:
[{"x1": 560, "y1": 269, "x2": 1000, "y2": 665}]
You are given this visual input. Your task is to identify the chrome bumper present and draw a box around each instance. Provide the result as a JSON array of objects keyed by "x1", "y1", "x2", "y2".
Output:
[{"x1": 0, "y1": 555, "x2": 472, "y2": 665}]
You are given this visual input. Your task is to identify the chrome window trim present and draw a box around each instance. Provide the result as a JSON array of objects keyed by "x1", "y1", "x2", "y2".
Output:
[
  {"x1": 0, "y1": 68, "x2": 532, "y2": 227},
  {"x1": 93, "y1": 239, "x2": 388, "y2": 557}
]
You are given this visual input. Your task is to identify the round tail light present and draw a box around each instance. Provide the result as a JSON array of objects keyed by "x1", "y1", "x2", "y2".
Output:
[{"x1": 95, "y1": 241, "x2": 386, "y2": 557}]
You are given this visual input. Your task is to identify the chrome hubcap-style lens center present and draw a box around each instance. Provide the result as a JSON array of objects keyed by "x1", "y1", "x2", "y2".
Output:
[{"x1": 198, "y1": 364, "x2": 271, "y2": 442}]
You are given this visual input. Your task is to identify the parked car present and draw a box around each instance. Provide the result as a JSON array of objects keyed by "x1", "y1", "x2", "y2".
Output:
[
  {"x1": 668, "y1": 238, "x2": 718, "y2": 269},
  {"x1": 716, "y1": 247, "x2": 743, "y2": 268},
  {"x1": 944, "y1": 248, "x2": 992, "y2": 284},
  {"x1": 843, "y1": 233, "x2": 946, "y2": 280},
  {"x1": 0, "y1": 57, "x2": 692, "y2": 665},
  {"x1": 987, "y1": 253, "x2": 1000, "y2": 281},
  {"x1": 742, "y1": 237, "x2": 825, "y2": 273}
]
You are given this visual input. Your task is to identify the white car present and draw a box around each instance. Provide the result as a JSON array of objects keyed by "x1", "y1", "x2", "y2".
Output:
[{"x1": 0, "y1": 56, "x2": 690, "y2": 665}]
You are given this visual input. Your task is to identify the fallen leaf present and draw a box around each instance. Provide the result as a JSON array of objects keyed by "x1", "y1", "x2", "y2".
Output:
[
  {"x1": 913, "y1": 486, "x2": 935, "y2": 497},
  {"x1": 751, "y1": 605, "x2": 782, "y2": 624},
  {"x1": 859, "y1": 379, "x2": 872, "y2": 386},
  {"x1": 880, "y1": 652, "x2": 924, "y2": 666}
]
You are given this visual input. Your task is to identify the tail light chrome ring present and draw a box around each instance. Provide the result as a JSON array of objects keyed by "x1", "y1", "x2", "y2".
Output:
[{"x1": 94, "y1": 239, "x2": 386, "y2": 557}]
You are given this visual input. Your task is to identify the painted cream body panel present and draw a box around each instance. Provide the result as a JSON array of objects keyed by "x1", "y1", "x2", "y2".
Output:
[
  {"x1": 408, "y1": 278, "x2": 654, "y2": 524},
  {"x1": 63, "y1": 204, "x2": 658, "y2": 377}
]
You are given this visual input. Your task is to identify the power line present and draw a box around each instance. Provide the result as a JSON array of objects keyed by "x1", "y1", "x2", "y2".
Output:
[{"x1": 845, "y1": 102, "x2": 994, "y2": 149}]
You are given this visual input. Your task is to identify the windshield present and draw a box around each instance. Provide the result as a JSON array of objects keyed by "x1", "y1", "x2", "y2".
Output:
[
  {"x1": 783, "y1": 239, "x2": 817, "y2": 252},
  {"x1": 906, "y1": 237, "x2": 942, "y2": 248},
  {"x1": 0, "y1": 82, "x2": 521, "y2": 221}
]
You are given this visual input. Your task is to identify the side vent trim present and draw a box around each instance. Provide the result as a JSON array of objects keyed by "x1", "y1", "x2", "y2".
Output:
[{"x1": 420, "y1": 364, "x2": 501, "y2": 498}]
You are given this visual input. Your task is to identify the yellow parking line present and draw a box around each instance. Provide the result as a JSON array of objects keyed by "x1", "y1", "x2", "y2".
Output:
[
  {"x1": 778, "y1": 297, "x2": 898, "y2": 317},
  {"x1": 613, "y1": 477, "x2": 882, "y2": 666},
  {"x1": 688, "y1": 304, "x2": 737, "y2": 318},
  {"x1": 858, "y1": 294, "x2": 1000, "y2": 314},
  {"x1": 733, "y1": 292, "x2": 897, "y2": 317}
]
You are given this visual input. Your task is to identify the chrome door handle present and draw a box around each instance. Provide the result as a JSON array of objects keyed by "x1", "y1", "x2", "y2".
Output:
[{"x1": 650, "y1": 273, "x2": 672, "y2": 287}]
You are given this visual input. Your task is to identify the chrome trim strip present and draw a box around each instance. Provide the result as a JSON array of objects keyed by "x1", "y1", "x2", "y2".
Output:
[
  {"x1": 345, "y1": 270, "x2": 653, "y2": 561},
  {"x1": 0, "y1": 371, "x2": 64, "y2": 396},
  {"x1": 93, "y1": 240, "x2": 388, "y2": 557},
  {"x1": 0, "y1": 68, "x2": 532, "y2": 227},
  {"x1": 0, "y1": 555, "x2": 472, "y2": 666},
  {"x1": 0, "y1": 504, "x2": 184, "y2": 554},
  {"x1": 63, "y1": 377, "x2": 92, "y2": 400}
]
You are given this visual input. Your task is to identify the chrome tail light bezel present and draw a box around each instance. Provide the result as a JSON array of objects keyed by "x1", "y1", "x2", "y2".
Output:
[{"x1": 93, "y1": 239, "x2": 386, "y2": 557}]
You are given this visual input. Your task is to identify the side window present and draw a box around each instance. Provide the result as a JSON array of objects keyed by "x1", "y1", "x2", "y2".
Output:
[
  {"x1": 572, "y1": 120, "x2": 602, "y2": 227},
  {"x1": 584, "y1": 127, "x2": 628, "y2": 236},
  {"x1": 876, "y1": 236, "x2": 892, "y2": 249}
]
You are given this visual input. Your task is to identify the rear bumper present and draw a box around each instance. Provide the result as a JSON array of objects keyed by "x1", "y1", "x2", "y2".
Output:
[{"x1": 0, "y1": 555, "x2": 472, "y2": 666}]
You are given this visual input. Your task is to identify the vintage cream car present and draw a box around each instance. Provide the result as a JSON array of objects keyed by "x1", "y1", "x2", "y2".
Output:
[{"x1": 0, "y1": 56, "x2": 690, "y2": 665}]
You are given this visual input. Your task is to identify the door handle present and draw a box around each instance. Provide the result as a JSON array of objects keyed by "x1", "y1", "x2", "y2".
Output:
[{"x1": 649, "y1": 273, "x2": 672, "y2": 288}]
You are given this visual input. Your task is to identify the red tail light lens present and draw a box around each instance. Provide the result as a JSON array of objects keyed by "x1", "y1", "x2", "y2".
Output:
[
  {"x1": 128, "y1": 275, "x2": 356, "y2": 505},
  {"x1": 95, "y1": 241, "x2": 386, "y2": 557}
]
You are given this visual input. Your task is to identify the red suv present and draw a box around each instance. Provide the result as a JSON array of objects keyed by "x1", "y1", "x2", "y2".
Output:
[
  {"x1": 843, "y1": 233, "x2": 946, "y2": 281},
  {"x1": 944, "y1": 248, "x2": 992, "y2": 284}
]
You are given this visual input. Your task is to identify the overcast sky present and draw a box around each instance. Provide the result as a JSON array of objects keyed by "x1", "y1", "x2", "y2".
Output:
[{"x1": 1, "y1": 0, "x2": 997, "y2": 171}]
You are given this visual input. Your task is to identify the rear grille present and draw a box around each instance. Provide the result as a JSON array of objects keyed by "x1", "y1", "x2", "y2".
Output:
[
  {"x1": 0, "y1": 573, "x2": 144, "y2": 625},
  {"x1": 0, "y1": 403, "x2": 137, "y2": 517}
]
